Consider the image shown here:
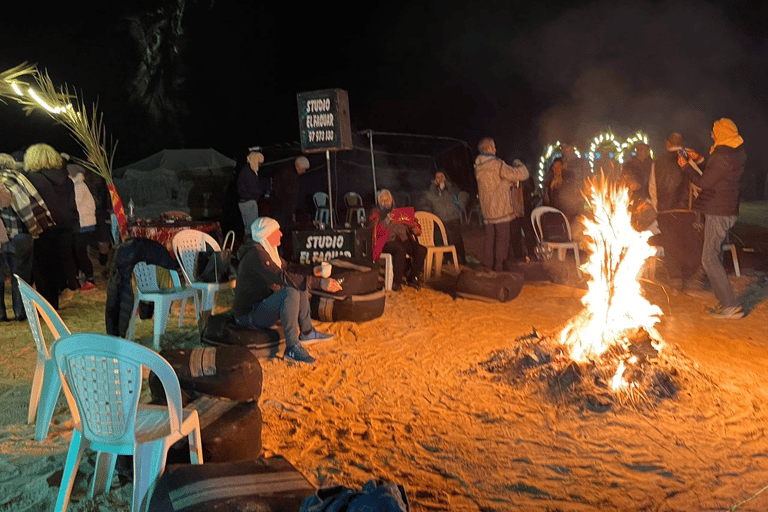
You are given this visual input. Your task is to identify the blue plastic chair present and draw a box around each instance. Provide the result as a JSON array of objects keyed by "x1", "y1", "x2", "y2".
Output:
[{"x1": 15, "y1": 274, "x2": 71, "y2": 441}]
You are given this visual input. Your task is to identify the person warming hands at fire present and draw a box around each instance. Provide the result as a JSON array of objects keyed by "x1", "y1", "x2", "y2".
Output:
[{"x1": 233, "y1": 217, "x2": 342, "y2": 364}]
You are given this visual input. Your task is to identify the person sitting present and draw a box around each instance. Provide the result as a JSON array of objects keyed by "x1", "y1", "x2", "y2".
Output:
[
  {"x1": 418, "y1": 170, "x2": 466, "y2": 265},
  {"x1": 370, "y1": 189, "x2": 427, "y2": 291},
  {"x1": 232, "y1": 217, "x2": 341, "y2": 364}
]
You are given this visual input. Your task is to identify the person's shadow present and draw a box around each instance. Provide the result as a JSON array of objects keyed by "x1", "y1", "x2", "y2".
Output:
[{"x1": 738, "y1": 275, "x2": 768, "y2": 316}]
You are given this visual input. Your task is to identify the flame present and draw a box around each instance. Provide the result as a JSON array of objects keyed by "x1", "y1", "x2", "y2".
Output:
[{"x1": 559, "y1": 175, "x2": 663, "y2": 364}]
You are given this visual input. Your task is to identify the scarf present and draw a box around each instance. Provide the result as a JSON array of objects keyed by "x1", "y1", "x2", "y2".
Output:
[
  {"x1": 251, "y1": 217, "x2": 282, "y2": 268},
  {"x1": 710, "y1": 118, "x2": 744, "y2": 154}
]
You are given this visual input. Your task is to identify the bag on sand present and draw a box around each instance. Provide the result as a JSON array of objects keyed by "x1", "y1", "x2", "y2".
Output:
[{"x1": 456, "y1": 268, "x2": 524, "y2": 303}]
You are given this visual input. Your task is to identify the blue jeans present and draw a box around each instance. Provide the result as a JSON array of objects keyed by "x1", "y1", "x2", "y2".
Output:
[
  {"x1": 1, "y1": 233, "x2": 34, "y2": 318},
  {"x1": 239, "y1": 200, "x2": 259, "y2": 237},
  {"x1": 701, "y1": 214, "x2": 738, "y2": 308},
  {"x1": 235, "y1": 287, "x2": 313, "y2": 347}
]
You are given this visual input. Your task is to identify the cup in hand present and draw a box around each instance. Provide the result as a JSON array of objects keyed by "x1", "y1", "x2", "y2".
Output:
[{"x1": 320, "y1": 261, "x2": 332, "y2": 278}]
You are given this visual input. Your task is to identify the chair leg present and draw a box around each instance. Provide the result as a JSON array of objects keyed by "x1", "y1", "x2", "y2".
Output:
[
  {"x1": 153, "y1": 301, "x2": 170, "y2": 351},
  {"x1": 28, "y1": 358, "x2": 45, "y2": 424},
  {"x1": 126, "y1": 300, "x2": 140, "y2": 341},
  {"x1": 434, "y1": 252, "x2": 444, "y2": 278},
  {"x1": 54, "y1": 431, "x2": 86, "y2": 512},
  {"x1": 729, "y1": 245, "x2": 741, "y2": 277},
  {"x1": 133, "y1": 440, "x2": 169, "y2": 512},
  {"x1": 188, "y1": 425, "x2": 203, "y2": 465},
  {"x1": 90, "y1": 451, "x2": 118, "y2": 497},
  {"x1": 34, "y1": 361, "x2": 62, "y2": 441}
]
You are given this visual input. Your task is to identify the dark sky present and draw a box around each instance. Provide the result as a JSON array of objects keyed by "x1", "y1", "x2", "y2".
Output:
[{"x1": 3, "y1": 0, "x2": 767, "y2": 196}]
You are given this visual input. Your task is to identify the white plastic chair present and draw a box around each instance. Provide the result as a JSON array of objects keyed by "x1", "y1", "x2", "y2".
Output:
[
  {"x1": 15, "y1": 274, "x2": 71, "y2": 441},
  {"x1": 343, "y1": 191, "x2": 366, "y2": 227},
  {"x1": 51, "y1": 332, "x2": 203, "y2": 512},
  {"x1": 313, "y1": 191, "x2": 331, "y2": 226},
  {"x1": 414, "y1": 211, "x2": 460, "y2": 280},
  {"x1": 172, "y1": 229, "x2": 236, "y2": 314},
  {"x1": 723, "y1": 230, "x2": 741, "y2": 277},
  {"x1": 378, "y1": 253, "x2": 394, "y2": 291},
  {"x1": 531, "y1": 206, "x2": 582, "y2": 277},
  {"x1": 127, "y1": 262, "x2": 200, "y2": 351}
]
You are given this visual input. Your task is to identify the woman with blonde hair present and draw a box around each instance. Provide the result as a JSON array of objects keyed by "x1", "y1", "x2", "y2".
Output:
[{"x1": 24, "y1": 143, "x2": 79, "y2": 309}]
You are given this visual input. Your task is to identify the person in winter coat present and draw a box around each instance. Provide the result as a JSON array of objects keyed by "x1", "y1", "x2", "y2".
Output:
[
  {"x1": 233, "y1": 217, "x2": 341, "y2": 364},
  {"x1": 678, "y1": 118, "x2": 746, "y2": 319},
  {"x1": 24, "y1": 143, "x2": 79, "y2": 309},
  {"x1": 419, "y1": 170, "x2": 466, "y2": 265},
  {"x1": 474, "y1": 137, "x2": 529, "y2": 271}
]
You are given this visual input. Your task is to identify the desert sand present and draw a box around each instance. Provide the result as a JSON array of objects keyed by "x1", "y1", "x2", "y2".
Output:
[{"x1": 1, "y1": 208, "x2": 768, "y2": 512}]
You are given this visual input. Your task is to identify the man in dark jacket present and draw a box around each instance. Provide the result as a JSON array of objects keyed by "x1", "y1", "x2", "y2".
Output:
[
  {"x1": 678, "y1": 118, "x2": 746, "y2": 319},
  {"x1": 649, "y1": 133, "x2": 704, "y2": 292},
  {"x1": 233, "y1": 217, "x2": 341, "y2": 364}
]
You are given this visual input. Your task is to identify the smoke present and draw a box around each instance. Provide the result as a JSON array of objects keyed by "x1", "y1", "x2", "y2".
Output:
[{"x1": 505, "y1": 0, "x2": 768, "y2": 196}]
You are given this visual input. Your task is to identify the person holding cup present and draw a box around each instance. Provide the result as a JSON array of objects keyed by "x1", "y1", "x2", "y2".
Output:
[{"x1": 233, "y1": 217, "x2": 342, "y2": 364}]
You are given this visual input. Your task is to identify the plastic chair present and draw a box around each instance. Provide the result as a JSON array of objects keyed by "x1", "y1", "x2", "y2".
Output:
[
  {"x1": 378, "y1": 253, "x2": 394, "y2": 291},
  {"x1": 127, "y1": 262, "x2": 200, "y2": 351},
  {"x1": 172, "y1": 229, "x2": 236, "y2": 315},
  {"x1": 343, "y1": 192, "x2": 366, "y2": 227},
  {"x1": 110, "y1": 212, "x2": 121, "y2": 246},
  {"x1": 313, "y1": 192, "x2": 331, "y2": 226},
  {"x1": 414, "y1": 211, "x2": 460, "y2": 280},
  {"x1": 531, "y1": 206, "x2": 582, "y2": 277},
  {"x1": 51, "y1": 332, "x2": 203, "y2": 512},
  {"x1": 15, "y1": 274, "x2": 71, "y2": 441}
]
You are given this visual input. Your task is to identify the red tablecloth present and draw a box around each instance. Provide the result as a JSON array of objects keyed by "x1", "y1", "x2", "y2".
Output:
[{"x1": 127, "y1": 220, "x2": 223, "y2": 255}]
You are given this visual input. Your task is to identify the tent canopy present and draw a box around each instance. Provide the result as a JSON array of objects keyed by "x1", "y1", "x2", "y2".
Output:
[{"x1": 113, "y1": 148, "x2": 236, "y2": 179}]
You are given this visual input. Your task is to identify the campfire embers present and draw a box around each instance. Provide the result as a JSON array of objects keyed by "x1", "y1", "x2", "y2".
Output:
[
  {"x1": 480, "y1": 329, "x2": 678, "y2": 411},
  {"x1": 480, "y1": 176, "x2": 680, "y2": 411}
]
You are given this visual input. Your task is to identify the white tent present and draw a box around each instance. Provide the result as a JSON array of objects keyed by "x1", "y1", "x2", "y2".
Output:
[{"x1": 113, "y1": 148, "x2": 236, "y2": 219}]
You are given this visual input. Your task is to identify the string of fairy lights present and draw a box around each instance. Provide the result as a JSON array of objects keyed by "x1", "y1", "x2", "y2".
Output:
[
  {"x1": 536, "y1": 130, "x2": 653, "y2": 189},
  {"x1": 0, "y1": 62, "x2": 116, "y2": 185}
]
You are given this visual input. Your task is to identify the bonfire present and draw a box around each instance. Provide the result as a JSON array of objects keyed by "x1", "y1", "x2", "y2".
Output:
[{"x1": 481, "y1": 175, "x2": 681, "y2": 410}]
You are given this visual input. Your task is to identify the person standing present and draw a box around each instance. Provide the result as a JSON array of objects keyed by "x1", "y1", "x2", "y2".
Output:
[
  {"x1": 648, "y1": 133, "x2": 704, "y2": 293},
  {"x1": 271, "y1": 155, "x2": 309, "y2": 246},
  {"x1": 622, "y1": 143, "x2": 653, "y2": 201},
  {"x1": 0, "y1": 153, "x2": 54, "y2": 320},
  {"x1": 678, "y1": 119, "x2": 746, "y2": 319},
  {"x1": 24, "y1": 144, "x2": 79, "y2": 309},
  {"x1": 233, "y1": 217, "x2": 340, "y2": 364},
  {"x1": 474, "y1": 137, "x2": 529, "y2": 271},
  {"x1": 419, "y1": 170, "x2": 466, "y2": 265},
  {"x1": 237, "y1": 150, "x2": 266, "y2": 238}
]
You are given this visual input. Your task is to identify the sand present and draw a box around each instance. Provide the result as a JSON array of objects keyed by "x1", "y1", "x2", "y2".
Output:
[{"x1": 1, "y1": 217, "x2": 768, "y2": 512}]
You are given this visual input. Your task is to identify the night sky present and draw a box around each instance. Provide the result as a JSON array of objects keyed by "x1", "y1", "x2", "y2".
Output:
[{"x1": 3, "y1": 0, "x2": 768, "y2": 197}]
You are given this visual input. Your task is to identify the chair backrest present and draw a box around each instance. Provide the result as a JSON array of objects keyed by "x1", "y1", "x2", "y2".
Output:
[
  {"x1": 133, "y1": 262, "x2": 165, "y2": 294},
  {"x1": 344, "y1": 192, "x2": 363, "y2": 208},
  {"x1": 110, "y1": 212, "x2": 121, "y2": 246},
  {"x1": 414, "y1": 211, "x2": 449, "y2": 248},
  {"x1": 172, "y1": 229, "x2": 221, "y2": 284},
  {"x1": 313, "y1": 192, "x2": 329, "y2": 209},
  {"x1": 15, "y1": 274, "x2": 71, "y2": 358},
  {"x1": 52, "y1": 332, "x2": 184, "y2": 446},
  {"x1": 531, "y1": 206, "x2": 573, "y2": 244}
]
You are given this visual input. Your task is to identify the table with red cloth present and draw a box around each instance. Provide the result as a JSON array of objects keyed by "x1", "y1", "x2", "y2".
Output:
[{"x1": 126, "y1": 219, "x2": 223, "y2": 255}]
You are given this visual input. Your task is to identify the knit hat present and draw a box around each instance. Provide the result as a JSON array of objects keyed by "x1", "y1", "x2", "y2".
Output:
[{"x1": 710, "y1": 118, "x2": 743, "y2": 154}]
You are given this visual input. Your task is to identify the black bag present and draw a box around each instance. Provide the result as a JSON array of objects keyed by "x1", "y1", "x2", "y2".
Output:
[
  {"x1": 202, "y1": 312, "x2": 281, "y2": 358},
  {"x1": 456, "y1": 268, "x2": 524, "y2": 302},
  {"x1": 194, "y1": 231, "x2": 236, "y2": 283},
  {"x1": 147, "y1": 456, "x2": 315, "y2": 512}
]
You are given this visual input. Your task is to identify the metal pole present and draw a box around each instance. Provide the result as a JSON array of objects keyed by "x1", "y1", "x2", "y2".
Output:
[
  {"x1": 368, "y1": 130, "x2": 378, "y2": 198},
  {"x1": 326, "y1": 150, "x2": 334, "y2": 229}
]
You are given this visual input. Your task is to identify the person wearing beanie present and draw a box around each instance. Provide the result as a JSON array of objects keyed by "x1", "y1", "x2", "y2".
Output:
[
  {"x1": 232, "y1": 217, "x2": 341, "y2": 364},
  {"x1": 237, "y1": 150, "x2": 267, "y2": 238},
  {"x1": 678, "y1": 118, "x2": 746, "y2": 319}
]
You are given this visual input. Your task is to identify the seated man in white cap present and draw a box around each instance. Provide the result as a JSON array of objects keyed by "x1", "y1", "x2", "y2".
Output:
[{"x1": 233, "y1": 217, "x2": 342, "y2": 363}]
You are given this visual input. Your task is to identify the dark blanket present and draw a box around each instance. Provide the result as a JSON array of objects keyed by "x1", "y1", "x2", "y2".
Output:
[{"x1": 105, "y1": 237, "x2": 180, "y2": 338}]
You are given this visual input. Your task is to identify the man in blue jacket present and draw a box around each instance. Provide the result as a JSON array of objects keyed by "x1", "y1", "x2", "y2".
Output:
[{"x1": 678, "y1": 118, "x2": 746, "y2": 319}]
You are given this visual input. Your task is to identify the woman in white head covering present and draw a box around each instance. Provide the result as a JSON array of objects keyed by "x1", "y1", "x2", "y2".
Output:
[{"x1": 232, "y1": 217, "x2": 342, "y2": 363}]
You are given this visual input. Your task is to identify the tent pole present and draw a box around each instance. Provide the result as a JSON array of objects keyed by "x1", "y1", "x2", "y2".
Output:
[
  {"x1": 368, "y1": 130, "x2": 378, "y2": 199},
  {"x1": 326, "y1": 150, "x2": 334, "y2": 229}
]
